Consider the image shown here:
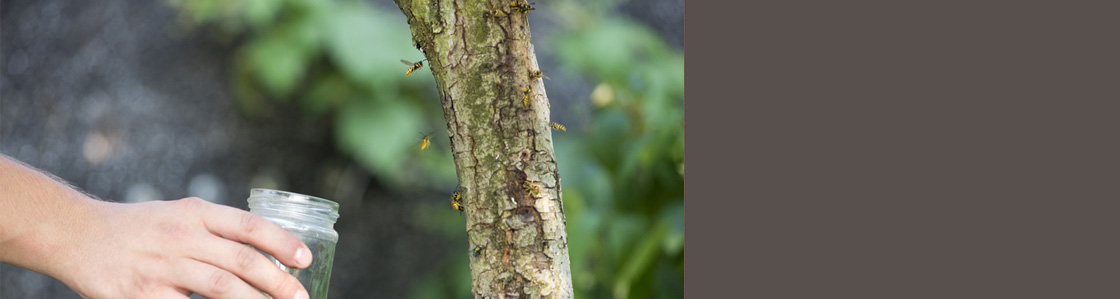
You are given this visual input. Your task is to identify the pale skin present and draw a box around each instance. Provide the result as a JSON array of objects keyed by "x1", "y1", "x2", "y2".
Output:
[{"x1": 0, "y1": 155, "x2": 311, "y2": 299}]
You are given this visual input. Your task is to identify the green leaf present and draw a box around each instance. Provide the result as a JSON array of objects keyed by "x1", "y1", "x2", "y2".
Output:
[{"x1": 324, "y1": 3, "x2": 414, "y2": 89}]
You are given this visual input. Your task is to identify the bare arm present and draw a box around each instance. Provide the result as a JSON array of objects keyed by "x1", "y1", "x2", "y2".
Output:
[{"x1": 0, "y1": 154, "x2": 311, "y2": 299}]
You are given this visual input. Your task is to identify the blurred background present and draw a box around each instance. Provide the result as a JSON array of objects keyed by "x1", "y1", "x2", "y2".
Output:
[{"x1": 0, "y1": 0, "x2": 682, "y2": 297}]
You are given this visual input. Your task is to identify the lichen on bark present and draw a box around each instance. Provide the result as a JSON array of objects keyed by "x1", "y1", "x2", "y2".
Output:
[{"x1": 392, "y1": 0, "x2": 573, "y2": 298}]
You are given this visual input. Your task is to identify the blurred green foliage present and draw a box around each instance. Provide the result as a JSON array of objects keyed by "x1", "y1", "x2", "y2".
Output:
[
  {"x1": 169, "y1": 0, "x2": 458, "y2": 191},
  {"x1": 169, "y1": 0, "x2": 682, "y2": 298},
  {"x1": 552, "y1": 10, "x2": 684, "y2": 299}
]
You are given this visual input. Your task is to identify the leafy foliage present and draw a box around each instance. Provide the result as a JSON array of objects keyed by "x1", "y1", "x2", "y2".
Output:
[
  {"x1": 553, "y1": 19, "x2": 684, "y2": 299},
  {"x1": 170, "y1": 0, "x2": 456, "y2": 190}
]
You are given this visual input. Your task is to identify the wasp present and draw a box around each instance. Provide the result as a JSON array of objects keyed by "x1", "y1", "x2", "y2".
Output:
[
  {"x1": 510, "y1": 0, "x2": 535, "y2": 13},
  {"x1": 420, "y1": 134, "x2": 431, "y2": 151},
  {"x1": 400, "y1": 59, "x2": 427, "y2": 76},
  {"x1": 521, "y1": 180, "x2": 541, "y2": 197},
  {"x1": 528, "y1": 70, "x2": 550, "y2": 81},
  {"x1": 483, "y1": 5, "x2": 506, "y2": 18},
  {"x1": 451, "y1": 189, "x2": 462, "y2": 203},
  {"x1": 521, "y1": 85, "x2": 532, "y2": 107},
  {"x1": 451, "y1": 200, "x2": 464, "y2": 214},
  {"x1": 450, "y1": 189, "x2": 464, "y2": 214},
  {"x1": 550, "y1": 122, "x2": 566, "y2": 132}
]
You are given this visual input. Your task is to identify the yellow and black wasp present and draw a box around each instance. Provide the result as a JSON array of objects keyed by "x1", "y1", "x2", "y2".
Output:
[
  {"x1": 510, "y1": 0, "x2": 535, "y2": 13},
  {"x1": 450, "y1": 189, "x2": 464, "y2": 215},
  {"x1": 418, "y1": 131, "x2": 434, "y2": 151},
  {"x1": 550, "y1": 122, "x2": 566, "y2": 132},
  {"x1": 528, "y1": 70, "x2": 550, "y2": 81},
  {"x1": 521, "y1": 180, "x2": 541, "y2": 197},
  {"x1": 521, "y1": 85, "x2": 532, "y2": 107},
  {"x1": 483, "y1": 4, "x2": 506, "y2": 18},
  {"x1": 401, "y1": 59, "x2": 427, "y2": 76}
]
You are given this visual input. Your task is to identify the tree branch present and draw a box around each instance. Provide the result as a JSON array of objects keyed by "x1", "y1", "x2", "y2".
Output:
[{"x1": 394, "y1": 0, "x2": 573, "y2": 297}]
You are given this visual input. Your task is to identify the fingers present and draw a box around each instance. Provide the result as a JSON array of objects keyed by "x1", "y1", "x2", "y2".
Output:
[
  {"x1": 189, "y1": 236, "x2": 308, "y2": 299},
  {"x1": 186, "y1": 198, "x2": 313, "y2": 269},
  {"x1": 172, "y1": 258, "x2": 269, "y2": 299}
]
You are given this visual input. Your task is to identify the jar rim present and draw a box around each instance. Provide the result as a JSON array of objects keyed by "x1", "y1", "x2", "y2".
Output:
[{"x1": 249, "y1": 189, "x2": 340, "y2": 211}]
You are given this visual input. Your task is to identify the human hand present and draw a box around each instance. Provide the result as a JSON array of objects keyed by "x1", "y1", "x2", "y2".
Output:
[{"x1": 53, "y1": 197, "x2": 311, "y2": 299}]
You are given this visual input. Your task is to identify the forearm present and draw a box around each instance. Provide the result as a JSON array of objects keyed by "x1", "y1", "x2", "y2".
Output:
[{"x1": 0, "y1": 154, "x2": 110, "y2": 276}]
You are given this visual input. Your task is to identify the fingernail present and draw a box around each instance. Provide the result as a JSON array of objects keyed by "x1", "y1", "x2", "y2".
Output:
[
  {"x1": 295, "y1": 247, "x2": 312, "y2": 267},
  {"x1": 295, "y1": 288, "x2": 309, "y2": 299}
]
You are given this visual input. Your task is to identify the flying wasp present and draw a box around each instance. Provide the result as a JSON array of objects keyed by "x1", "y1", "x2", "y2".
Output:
[
  {"x1": 509, "y1": 0, "x2": 535, "y2": 13},
  {"x1": 401, "y1": 59, "x2": 427, "y2": 76},
  {"x1": 528, "y1": 70, "x2": 550, "y2": 81},
  {"x1": 419, "y1": 131, "x2": 433, "y2": 151},
  {"x1": 521, "y1": 85, "x2": 532, "y2": 107},
  {"x1": 550, "y1": 122, "x2": 566, "y2": 132}
]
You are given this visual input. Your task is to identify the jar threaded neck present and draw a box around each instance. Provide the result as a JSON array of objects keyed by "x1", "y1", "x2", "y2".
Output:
[{"x1": 247, "y1": 188, "x2": 340, "y2": 224}]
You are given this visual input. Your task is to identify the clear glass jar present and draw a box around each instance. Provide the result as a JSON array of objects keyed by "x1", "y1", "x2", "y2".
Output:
[{"x1": 247, "y1": 188, "x2": 340, "y2": 299}]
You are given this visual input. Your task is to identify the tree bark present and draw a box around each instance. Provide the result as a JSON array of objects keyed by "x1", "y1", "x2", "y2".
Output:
[{"x1": 392, "y1": 0, "x2": 573, "y2": 298}]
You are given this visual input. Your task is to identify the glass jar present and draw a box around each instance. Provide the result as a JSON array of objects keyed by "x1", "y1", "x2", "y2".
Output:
[{"x1": 247, "y1": 188, "x2": 340, "y2": 299}]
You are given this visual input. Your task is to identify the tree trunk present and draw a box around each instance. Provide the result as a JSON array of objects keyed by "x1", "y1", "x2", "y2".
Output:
[{"x1": 392, "y1": 0, "x2": 573, "y2": 298}]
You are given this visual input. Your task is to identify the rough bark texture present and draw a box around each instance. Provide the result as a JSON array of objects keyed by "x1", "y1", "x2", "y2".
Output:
[{"x1": 392, "y1": 0, "x2": 573, "y2": 298}]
